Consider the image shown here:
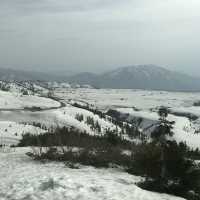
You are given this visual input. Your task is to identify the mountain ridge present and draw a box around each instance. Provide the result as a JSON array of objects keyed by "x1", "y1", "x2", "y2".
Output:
[
  {"x1": 0, "y1": 65, "x2": 200, "y2": 91},
  {"x1": 66, "y1": 65, "x2": 200, "y2": 91}
]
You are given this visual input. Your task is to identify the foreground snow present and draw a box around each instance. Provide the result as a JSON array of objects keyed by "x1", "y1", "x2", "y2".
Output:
[{"x1": 0, "y1": 148, "x2": 184, "y2": 200}]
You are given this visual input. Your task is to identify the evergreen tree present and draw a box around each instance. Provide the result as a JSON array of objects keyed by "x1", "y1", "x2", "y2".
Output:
[{"x1": 151, "y1": 107, "x2": 175, "y2": 179}]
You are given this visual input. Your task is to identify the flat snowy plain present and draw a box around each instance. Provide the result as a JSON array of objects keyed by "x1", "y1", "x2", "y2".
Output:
[{"x1": 56, "y1": 88, "x2": 200, "y2": 149}]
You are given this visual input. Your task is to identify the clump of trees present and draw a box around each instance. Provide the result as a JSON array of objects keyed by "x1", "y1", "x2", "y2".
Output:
[
  {"x1": 130, "y1": 107, "x2": 200, "y2": 199},
  {"x1": 74, "y1": 105, "x2": 144, "y2": 140},
  {"x1": 193, "y1": 101, "x2": 200, "y2": 107},
  {"x1": 72, "y1": 103, "x2": 105, "y2": 118},
  {"x1": 21, "y1": 89, "x2": 29, "y2": 95},
  {"x1": 75, "y1": 114, "x2": 101, "y2": 133},
  {"x1": 19, "y1": 126, "x2": 133, "y2": 168},
  {"x1": 75, "y1": 114, "x2": 84, "y2": 122},
  {"x1": 0, "y1": 82, "x2": 10, "y2": 91}
]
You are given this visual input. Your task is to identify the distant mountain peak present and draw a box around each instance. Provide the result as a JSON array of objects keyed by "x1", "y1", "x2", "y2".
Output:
[{"x1": 67, "y1": 64, "x2": 200, "y2": 91}]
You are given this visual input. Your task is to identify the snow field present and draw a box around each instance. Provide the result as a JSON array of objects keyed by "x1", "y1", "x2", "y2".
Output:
[
  {"x1": 0, "y1": 148, "x2": 185, "y2": 200},
  {"x1": 0, "y1": 90, "x2": 60, "y2": 109},
  {"x1": 0, "y1": 121, "x2": 46, "y2": 145}
]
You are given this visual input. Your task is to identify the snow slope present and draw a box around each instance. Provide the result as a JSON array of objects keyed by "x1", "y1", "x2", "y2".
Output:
[
  {"x1": 52, "y1": 105, "x2": 118, "y2": 134},
  {"x1": 0, "y1": 121, "x2": 45, "y2": 145},
  {"x1": 0, "y1": 90, "x2": 60, "y2": 109},
  {"x1": 0, "y1": 104, "x2": 118, "y2": 145},
  {"x1": 0, "y1": 148, "x2": 184, "y2": 200}
]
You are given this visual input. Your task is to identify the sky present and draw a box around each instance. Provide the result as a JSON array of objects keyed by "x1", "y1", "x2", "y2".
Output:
[{"x1": 0, "y1": 0, "x2": 200, "y2": 75}]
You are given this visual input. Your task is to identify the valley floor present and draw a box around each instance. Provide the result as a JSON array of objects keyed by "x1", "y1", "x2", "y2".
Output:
[
  {"x1": 0, "y1": 148, "x2": 184, "y2": 200},
  {"x1": 0, "y1": 85, "x2": 199, "y2": 200}
]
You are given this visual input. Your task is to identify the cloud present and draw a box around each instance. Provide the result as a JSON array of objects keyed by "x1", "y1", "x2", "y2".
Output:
[
  {"x1": 0, "y1": 0, "x2": 200, "y2": 76},
  {"x1": 0, "y1": 0, "x2": 133, "y2": 16}
]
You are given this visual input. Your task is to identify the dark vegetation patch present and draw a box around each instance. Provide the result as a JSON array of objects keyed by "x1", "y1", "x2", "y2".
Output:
[
  {"x1": 194, "y1": 101, "x2": 200, "y2": 107},
  {"x1": 24, "y1": 106, "x2": 42, "y2": 111},
  {"x1": 169, "y1": 110, "x2": 198, "y2": 121},
  {"x1": 18, "y1": 127, "x2": 132, "y2": 150},
  {"x1": 106, "y1": 109, "x2": 129, "y2": 127},
  {"x1": 127, "y1": 140, "x2": 200, "y2": 199},
  {"x1": 134, "y1": 107, "x2": 200, "y2": 200},
  {"x1": 19, "y1": 127, "x2": 135, "y2": 168},
  {"x1": 72, "y1": 103, "x2": 105, "y2": 119},
  {"x1": 0, "y1": 82, "x2": 10, "y2": 91}
]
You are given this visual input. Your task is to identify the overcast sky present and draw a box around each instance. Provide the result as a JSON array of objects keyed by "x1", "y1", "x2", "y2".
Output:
[{"x1": 0, "y1": 0, "x2": 200, "y2": 75}]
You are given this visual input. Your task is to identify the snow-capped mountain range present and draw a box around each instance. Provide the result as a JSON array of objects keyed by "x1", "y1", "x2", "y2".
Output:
[
  {"x1": 67, "y1": 65, "x2": 200, "y2": 91},
  {"x1": 0, "y1": 65, "x2": 200, "y2": 91}
]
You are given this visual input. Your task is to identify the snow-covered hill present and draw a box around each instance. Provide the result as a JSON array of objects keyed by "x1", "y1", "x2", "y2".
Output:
[
  {"x1": 0, "y1": 121, "x2": 45, "y2": 145},
  {"x1": 67, "y1": 65, "x2": 200, "y2": 91},
  {"x1": 0, "y1": 90, "x2": 60, "y2": 109}
]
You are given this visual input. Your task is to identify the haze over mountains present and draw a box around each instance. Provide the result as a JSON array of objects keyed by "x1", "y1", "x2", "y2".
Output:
[
  {"x1": 0, "y1": 65, "x2": 200, "y2": 91},
  {"x1": 67, "y1": 65, "x2": 200, "y2": 91},
  {"x1": 0, "y1": 68, "x2": 71, "y2": 81}
]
